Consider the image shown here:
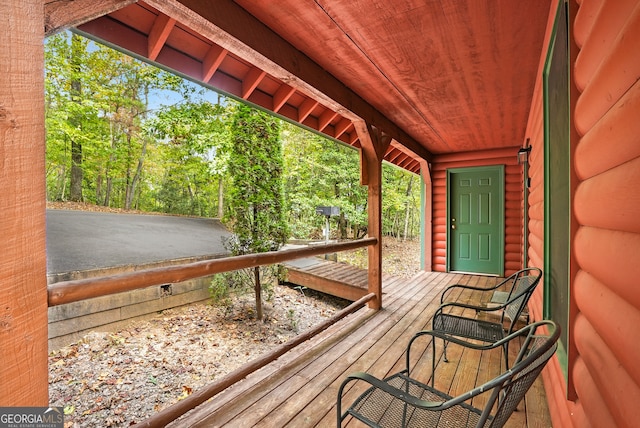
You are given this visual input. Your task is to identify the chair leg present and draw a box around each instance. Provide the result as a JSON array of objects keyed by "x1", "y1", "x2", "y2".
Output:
[
  {"x1": 443, "y1": 338, "x2": 449, "y2": 363},
  {"x1": 503, "y1": 342, "x2": 510, "y2": 370}
]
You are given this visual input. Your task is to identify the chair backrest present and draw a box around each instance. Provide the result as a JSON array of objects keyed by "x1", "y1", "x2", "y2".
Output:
[
  {"x1": 487, "y1": 320, "x2": 559, "y2": 427},
  {"x1": 501, "y1": 268, "x2": 542, "y2": 333}
]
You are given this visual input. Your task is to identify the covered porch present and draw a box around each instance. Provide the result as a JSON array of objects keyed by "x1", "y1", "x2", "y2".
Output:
[{"x1": 152, "y1": 271, "x2": 549, "y2": 427}]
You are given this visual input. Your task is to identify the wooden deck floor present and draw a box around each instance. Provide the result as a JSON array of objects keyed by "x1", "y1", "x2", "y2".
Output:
[{"x1": 169, "y1": 271, "x2": 551, "y2": 427}]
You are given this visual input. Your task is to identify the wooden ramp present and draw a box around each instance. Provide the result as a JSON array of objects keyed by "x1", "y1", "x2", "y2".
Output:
[{"x1": 281, "y1": 257, "x2": 369, "y2": 301}]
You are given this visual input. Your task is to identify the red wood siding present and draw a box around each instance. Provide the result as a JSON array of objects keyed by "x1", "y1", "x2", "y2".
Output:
[
  {"x1": 525, "y1": 0, "x2": 640, "y2": 426},
  {"x1": 429, "y1": 148, "x2": 523, "y2": 275}
]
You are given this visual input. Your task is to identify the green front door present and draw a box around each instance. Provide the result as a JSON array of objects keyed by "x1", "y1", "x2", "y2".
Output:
[{"x1": 448, "y1": 166, "x2": 504, "y2": 275}]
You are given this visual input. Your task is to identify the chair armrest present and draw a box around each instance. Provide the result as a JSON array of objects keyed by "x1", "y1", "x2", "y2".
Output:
[
  {"x1": 440, "y1": 282, "x2": 502, "y2": 304},
  {"x1": 408, "y1": 329, "x2": 505, "y2": 358},
  {"x1": 440, "y1": 268, "x2": 541, "y2": 304},
  {"x1": 436, "y1": 283, "x2": 536, "y2": 315},
  {"x1": 338, "y1": 372, "x2": 445, "y2": 410}
]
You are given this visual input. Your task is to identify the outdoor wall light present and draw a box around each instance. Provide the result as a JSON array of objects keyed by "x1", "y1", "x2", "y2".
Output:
[{"x1": 517, "y1": 145, "x2": 532, "y2": 165}]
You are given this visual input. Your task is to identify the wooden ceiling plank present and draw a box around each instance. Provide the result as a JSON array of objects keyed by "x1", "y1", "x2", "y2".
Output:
[
  {"x1": 44, "y1": 0, "x2": 137, "y2": 36},
  {"x1": 273, "y1": 84, "x2": 296, "y2": 113},
  {"x1": 298, "y1": 98, "x2": 318, "y2": 122},
  {"x1": 318, "y1": 109, "x2": 338, "y2": 132},
  {"x1": 202, "y1": 45, "x2": 228, "y2": 82},
  {"x1": 77, "y1": 16, "x2": 148, "y2": 58},
  {"x1": 148, "y1": 14, "x2": 176, "y2": 60},
  {"x1": 241, "y1": 66, "x2": 266, "y2": 99}
]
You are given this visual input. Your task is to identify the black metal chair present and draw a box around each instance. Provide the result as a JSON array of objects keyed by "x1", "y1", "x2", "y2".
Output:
[
  {"x1": 337, "y1": 320, "x2": 559, "y2": 428},
  {"x1": 433, "y1": 267, "x2": 542, "y2": 368}
]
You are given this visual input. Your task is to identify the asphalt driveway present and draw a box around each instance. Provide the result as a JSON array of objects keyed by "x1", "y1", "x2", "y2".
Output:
[{"x1": 46, "y1": 210, "x2": 231, "y2": 274}]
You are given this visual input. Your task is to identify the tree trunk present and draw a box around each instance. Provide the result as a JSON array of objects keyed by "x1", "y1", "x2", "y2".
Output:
[
  {"x1": 104, "y1": 177, "x2": 112, "y2": 207},
  {"x1": 69, "y1": 35, "x2": 84, "y2": 202},
  {"x1": 253, "y1": 266, "x2": 262, "y2": 320},
  {"x1": 217, "y1": 178, "x2": 224, "y2": 219},
  {"x1": 125, "y1": 138, "x2": 147, "y2": 210},
  {"x1": 124, "y1": 132, "x2": 133, "y2": 209},
  {"x1": 69, "y1": 138, "x2": 83, "y2": 201},
  {"x1": 339, "y1": 212, "x2": 348, "y2": 239},
  {"x1": 403, "y1": 175, "x2": 414, "y2": 241}
]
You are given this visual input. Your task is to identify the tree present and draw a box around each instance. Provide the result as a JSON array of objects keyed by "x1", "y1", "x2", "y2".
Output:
[
  {"x1": 147, "y1": 99, "x2": 230, "y2": 216},
  {"x1": 224, "y1": 104, "x2": 288, "y2": 320},
  {"x1": 45, "y1": 31, "x2": 193, "y2": 209}
]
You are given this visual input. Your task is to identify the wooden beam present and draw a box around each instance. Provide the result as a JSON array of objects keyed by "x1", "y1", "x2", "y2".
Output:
[
  {"x1": 148, "y1": 14, "x2": 176, "y2": 61},
  {"x1": 241, "y1": 66, "x2": 266, "y2": 99},
  {"x1": 147, "y1": 0, "x2": 431, "y2": 162},
  {"x1": 357, "y1": 123, "x2": 391, "y2": 309},
  {"x1": 202, "y1": 44, "x2": 228, "y2": 82},
  {"x1": 1, "y1": 0, "x2": 49, "y2": 405},
  {"x1": 44, "y1": 0, "x2": 136, "y2": 36}
]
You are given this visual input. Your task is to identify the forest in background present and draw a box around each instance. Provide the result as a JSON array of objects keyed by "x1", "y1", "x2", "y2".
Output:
[{"x1": 45, "y1": 32, "x2": 421, "y2": 241}]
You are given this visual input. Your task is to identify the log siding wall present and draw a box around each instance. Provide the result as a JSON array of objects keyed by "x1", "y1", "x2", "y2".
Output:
[
  {"x1": 526, "y1": 0, "x2": 640, "y2": 426},
  {"x1": 430, "y1": 148, "x2": 523, "y2": 275}
]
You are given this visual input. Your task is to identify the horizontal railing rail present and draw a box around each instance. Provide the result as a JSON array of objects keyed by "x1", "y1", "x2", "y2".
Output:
[{"x1": 48, "y1": 237, "x2": 377, "y2": 306}]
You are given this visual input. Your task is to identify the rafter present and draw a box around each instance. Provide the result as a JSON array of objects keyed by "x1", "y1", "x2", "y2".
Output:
[
  {"x1": 241, "y1": 67, "x2": 266, "y2": 99},
  {"x1": 318, "y1": 109, "x2": 338, "y2": 132},
  {"x1": 273, "y1": 84, "x2": 296, "y2": 113},
  {"x1": 202, "y1": 45, "x2": 228, "y2": 82},
  {"x1": 148, "y1": 14, "x2": 176, "y2": 60},
  {"x1": 298, "y1": 98, "x2": 318, "y2": 122},
  {"x1": 334, "y1": 118, "x2": 353, "y2": 139}
]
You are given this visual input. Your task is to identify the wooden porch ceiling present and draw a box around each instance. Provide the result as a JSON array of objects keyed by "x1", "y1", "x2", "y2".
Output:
[{"x1": 47, "y1": 0, "x2": 551, "y2": 174}]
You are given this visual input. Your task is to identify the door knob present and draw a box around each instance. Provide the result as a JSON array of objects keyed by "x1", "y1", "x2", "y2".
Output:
[{"x1": 451, "y1": 224, "x2": 456, "y2": 229}]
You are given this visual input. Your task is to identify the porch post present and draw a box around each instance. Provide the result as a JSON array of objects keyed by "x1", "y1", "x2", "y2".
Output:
[
  {"x1": 0, "y1": 0, "x2": 49, "y2": 405},
  {"x1": 358, "y1": 123, "x2": 391, "y2": 309},
  {"x1": 420, "y1": 160, "x2": 433, "y2": 271}
]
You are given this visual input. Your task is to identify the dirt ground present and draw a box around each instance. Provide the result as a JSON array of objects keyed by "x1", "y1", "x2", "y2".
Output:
[{"x1": 47, "y1": 202, "x2": 421, "y2": 427}]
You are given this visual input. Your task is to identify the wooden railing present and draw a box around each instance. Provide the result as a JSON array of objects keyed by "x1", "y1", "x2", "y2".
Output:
[
  {"x1": 48, "y1": 237, "x2": 377, "y2": 306},
  {"x1": 47, "y1": 237, "x2": 378, "y2": 425}
]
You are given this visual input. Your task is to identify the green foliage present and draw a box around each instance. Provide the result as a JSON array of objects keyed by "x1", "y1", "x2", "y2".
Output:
[
  {"x1": 45, "y1": 31, "x2": 222, "y2": 213},
  {"x1": 225, "y1": 104, "x2": 289, "y2": 253},
  {"x1": 208, "y1": 266, "x2": 278, "y2": 315},
  {"x1": 216, "y1": 104, "x2": 288, "y2": 320},
  {"x1": 45, "y1": 32, "x2": 421, "y2": 241}
]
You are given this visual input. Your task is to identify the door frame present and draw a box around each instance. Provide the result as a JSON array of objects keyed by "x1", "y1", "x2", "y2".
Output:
[{"x1": 446, "y1": 165, "x2": 505, "y2": 276}]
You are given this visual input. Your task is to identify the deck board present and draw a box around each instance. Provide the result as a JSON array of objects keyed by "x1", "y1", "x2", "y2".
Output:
[{"x1": 169, "y1": 271, "x2": 551, "y2": 427}]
